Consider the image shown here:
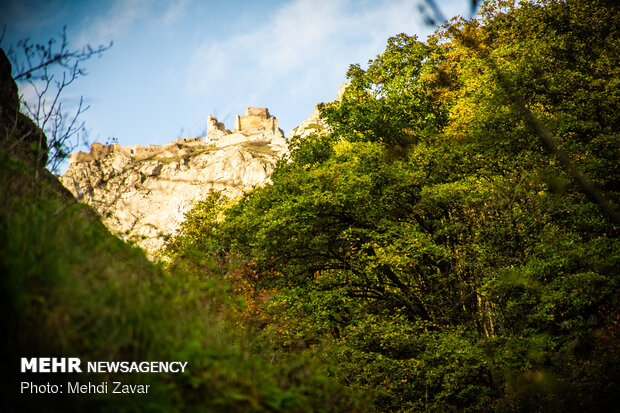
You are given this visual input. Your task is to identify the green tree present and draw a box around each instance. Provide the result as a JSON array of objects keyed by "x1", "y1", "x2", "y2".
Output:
[{"x1": 171, "y1": 0, "x2": 620, "y2": 410}]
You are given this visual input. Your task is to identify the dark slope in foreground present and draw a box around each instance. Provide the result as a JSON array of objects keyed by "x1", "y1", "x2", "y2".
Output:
[{"x1": 0, "y1": 49, "x2": 363, "y2": 413}]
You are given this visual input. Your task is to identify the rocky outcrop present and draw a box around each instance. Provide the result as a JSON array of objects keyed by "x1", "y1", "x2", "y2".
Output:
[
  {"x1": 62, "y1": 82, "x2": 347, "y2": 257},
  {"x1": 61, "y1": 108, "x2": 287, "y2": 255}
]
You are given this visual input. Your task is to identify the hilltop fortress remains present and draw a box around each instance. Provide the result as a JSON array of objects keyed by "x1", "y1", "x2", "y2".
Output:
[
  {"x1": 69, "y1": 107, "x2": 287, "y2": 164},
  {"x1": 63, "y1": 106, "x2": 288, "y2": 255},
  {"x1": 236, "y1": 107, "x2": 279, "y2": 134},
  {"x1": 62, "y1": 86, "x2": 346, "y2": 255},
  {"x1": 208, "y1": 106, "x2": 280, "y2": 137}
]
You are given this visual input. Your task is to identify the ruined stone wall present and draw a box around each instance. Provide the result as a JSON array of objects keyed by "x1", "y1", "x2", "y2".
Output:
[
  {"x1": 234, "y1": 107, "x2": 278, "y2": 134},
  {"x1": 62, "y1": 114, "x2": 289, "y2": 256},
  {"x1": 69, "y1": 142, "x2": 120, "y2": 163},
  {"x1": 69, "y1": 106, "x2": 285, "y2": 169},
  {"x1": 68, "y1": 139, "x2": 209, "y2": 165},
  {"x1": 207, "y1": 115, "x2": 229, "y2": 137},
  {"x1": 247, "y1": 107, "x2": 269, "y2": 117}
]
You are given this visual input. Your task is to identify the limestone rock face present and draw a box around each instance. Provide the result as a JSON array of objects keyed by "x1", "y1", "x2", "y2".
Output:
[{"x1": 62, "y1": 109, "x2": 288, "y2": 256}]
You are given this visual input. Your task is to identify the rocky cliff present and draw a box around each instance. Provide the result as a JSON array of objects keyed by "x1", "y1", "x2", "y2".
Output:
[
  {"x1": 61, "y1": 84, "x2": 347, "y2": 257},
  {"x1": 61, "y1": 108, "x2": 287, "y2": 255}
]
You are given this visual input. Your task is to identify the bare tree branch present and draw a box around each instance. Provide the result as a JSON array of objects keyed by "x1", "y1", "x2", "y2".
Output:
[{"x1": 2, "y1": 26, "x2": 112, "y2": 174}]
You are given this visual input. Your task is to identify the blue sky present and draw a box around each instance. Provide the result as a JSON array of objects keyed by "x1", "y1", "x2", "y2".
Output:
[{"x1": 1, "y1": 0, "x2": 472, "y2": 166}]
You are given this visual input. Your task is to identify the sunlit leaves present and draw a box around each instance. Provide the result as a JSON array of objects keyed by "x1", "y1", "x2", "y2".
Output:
[{"x1": 168, "y1": 1, "x2": 620, "y2": 410}]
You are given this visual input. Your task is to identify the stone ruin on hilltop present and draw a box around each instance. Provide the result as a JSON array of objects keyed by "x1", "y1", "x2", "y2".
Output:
[
  {"x1": 204, "y1": 106, "x2": 286, "y2": 148},
  {"x1": 62, "y1": 81, "x2": 353, "y2": 257},
  {"x1": 208, "y1": 106, "x2": 281, "y2": 138},
  {"x1": 61, "y1": 106, "x2": 288, "y2": 256},
  {"x1": 69, "y1": 107, "x2": 287, "y2": 165}
]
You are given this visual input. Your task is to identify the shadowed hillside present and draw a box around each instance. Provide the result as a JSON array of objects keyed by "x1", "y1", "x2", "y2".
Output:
[{"x1": 0, "y1": 48, "x2": 364, "y2": 412}]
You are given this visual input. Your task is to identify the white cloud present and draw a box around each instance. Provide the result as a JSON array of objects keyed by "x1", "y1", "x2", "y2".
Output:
[
  {"x1": 185, "y1": 0, "x2": 432, "y2": 109},
  {"x1": 74, "y1": 0, "x2": 192, "y2": 47},
  {"x1": 161, "y1": 0, "x2": 192, "y2": 26},
  {"x1": 75, "y1": 0, "x2": 150, "y2": 46}
]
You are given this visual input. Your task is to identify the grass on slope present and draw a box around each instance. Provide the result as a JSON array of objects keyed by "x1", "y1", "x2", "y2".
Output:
[{"x1": 0, "y1": 149, "x2": 364, "y2": 413}]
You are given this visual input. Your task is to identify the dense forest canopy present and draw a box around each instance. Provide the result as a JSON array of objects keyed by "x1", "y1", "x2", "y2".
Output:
[{"x1": 167, "y1": 0, "x2": 619, "y2": 411}]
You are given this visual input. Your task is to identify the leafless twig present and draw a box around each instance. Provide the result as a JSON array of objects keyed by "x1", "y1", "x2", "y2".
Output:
[{"x1": 3, "y1": 26, "x2": 112, "y2": 174}]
